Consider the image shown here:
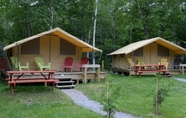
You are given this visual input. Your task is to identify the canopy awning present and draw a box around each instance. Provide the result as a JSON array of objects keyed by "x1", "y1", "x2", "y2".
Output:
[
  {"x1": 3, "y1": 27, "x2": 102, "y2": 53},
  {"x1": 108, "y1": 37, "x2": 186, "y2": 55}
]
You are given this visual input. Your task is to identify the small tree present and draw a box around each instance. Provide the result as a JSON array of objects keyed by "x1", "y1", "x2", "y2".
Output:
[
  {"x1": 153, "y1": 73, "x2": 169, "y2": 114},
  {"x1": 102, "y1": 81, "x2": 121, "y2": 118}
]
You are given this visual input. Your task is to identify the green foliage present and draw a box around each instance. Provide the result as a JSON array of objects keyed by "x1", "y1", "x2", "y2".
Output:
[
  {"x1": 76, "y1": 73, "x2": 186, "y2": 118},
  {"x1": 101, "y1": 81, "x2": 121, "y2": 118},
  {"x1": 1, "y1": 0, "x2": 186, "y2": 70},
  {"x1": 0, "y1": 78, "x2": 103, "y2": 118},
  {"x1": 153, "y1": 73, "x2": 170, "y2": 115}
]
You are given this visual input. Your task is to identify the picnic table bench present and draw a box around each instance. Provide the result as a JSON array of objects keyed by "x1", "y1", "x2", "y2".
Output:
[
  {"x1": 7, "y1": 70, "x2": 58, "y2": 94},
  {"x1": 135, "y1": 64, "x2": 168, "y2": 77}
]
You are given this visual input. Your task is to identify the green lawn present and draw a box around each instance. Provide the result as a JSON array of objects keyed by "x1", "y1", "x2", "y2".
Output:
[
  {"x1": 1, "y1": 73, "x2": 186, "y2": 118},
  {"x1": 0, "y1": 79, "x2": 102, "y2": 118},
  {"x1": 76, "y1": 73, "x2": 186, "y2": 118}
]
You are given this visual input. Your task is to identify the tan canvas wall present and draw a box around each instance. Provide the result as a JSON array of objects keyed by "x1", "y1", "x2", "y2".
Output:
[
  {"x1": 170, "y1": 50, "x2": 175, "y2": 68},
  {"x1": 119, "y1": 55, "x2": 125, "y2": 68},
  {"x1": 111, "y1": 56, "x2": 116, "y2": 67},
  {"x1": 111, "y1": 43, "x2": 175, "y2": 69},
  {"x1": 143, "y1": 45, "x2": 150, "y2": 64},
  {"x1": 39, "y1": 35, "x2": 80, "y2": 71},
  {"x1": 111, "y1": 54, "x2": 128, "y2": 69},
  {"x1": 10, "y1": 35, "x2": 82, "y2": 71},
  {"x1": 11, "y1": 44, "x2": 38, "y2": 70},
  {"x1": 112, "y1": 55, "x2": 120, "y2": 67}
]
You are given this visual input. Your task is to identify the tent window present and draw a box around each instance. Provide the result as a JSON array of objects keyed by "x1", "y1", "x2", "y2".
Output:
[
  {"x1": 120, "y1": 54, "x2": 124, "y2": 58},
  {"x1": 21, "y1": 38, "x2": 40, "y2": 54},
  {"x1": 133, "y1": 47, "x2": 143, "y2": 56},
  {"x1": 113, "y1": 55, "x2": 116, "y2": 58},
  {"x1": 60, "y1": 38, "x2": 76, "y2": 55},
  {"x1": 158, "y1": 44, "x2": 169, "y2": 56}
]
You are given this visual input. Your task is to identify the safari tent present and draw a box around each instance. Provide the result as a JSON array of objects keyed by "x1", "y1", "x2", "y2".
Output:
[
  {"x1": 108, "y1": 37, "x2": 186, "y2": 70},
  {"x1": 3, "y1": 27, "x2": 102, "y2": 71}
]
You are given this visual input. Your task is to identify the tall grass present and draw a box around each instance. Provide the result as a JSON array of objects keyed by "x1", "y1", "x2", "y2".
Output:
[
  {"x1": 0, "y1": 78, "x2": 102, "y2": 118},
  {"x1": 76, "y1": 73, "x2": 186, "y2": 118}
]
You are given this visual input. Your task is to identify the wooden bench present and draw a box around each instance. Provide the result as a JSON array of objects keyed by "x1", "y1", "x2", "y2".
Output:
[
  {"x1": 136, "y1": 70, "x2": 168, "y2": 77},
  {"x1": 8, "y1": 79, "x2": 59, "y2": 94},
  {"x1": 7, "y1": 70, "x2": 57, "y2": 94}
]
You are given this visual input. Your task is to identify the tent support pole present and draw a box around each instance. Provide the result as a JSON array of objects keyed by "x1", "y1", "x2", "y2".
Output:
[{"x1": 49, "y1": 35, "x2": 51, "y2": 63}]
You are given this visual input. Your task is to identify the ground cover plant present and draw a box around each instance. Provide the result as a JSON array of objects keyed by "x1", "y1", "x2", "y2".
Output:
[
  {"x1": 0, "y1": 78, "x2": 102, "y2": 118},
  {"x1": 76, "y1": 73, "x2": 186, "y2": 118}
]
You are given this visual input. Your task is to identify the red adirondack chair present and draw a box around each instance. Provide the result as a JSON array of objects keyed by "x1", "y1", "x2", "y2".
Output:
[
  {"x1": 77, "y1": 57, "x2": 89, "y2": 71},
  {"x1": 62, "y1": 57, "x2": 74, "y2": 72}
]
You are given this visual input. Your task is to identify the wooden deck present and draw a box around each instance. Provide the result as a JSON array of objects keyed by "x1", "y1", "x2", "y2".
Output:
[
  {"x1": 54, "y1": 71, "x2": 106, "y2": 84},
  {"x1": 5, "y1": 71, "x2": 107, "y2": 84},
  {"x1": 111, "y1": 67, "x2": 182, "y2": 76}
]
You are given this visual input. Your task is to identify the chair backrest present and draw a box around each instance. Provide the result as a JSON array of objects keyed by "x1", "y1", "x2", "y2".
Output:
[
  {"x1": 10, "y1": 56, "x2": 18, "y2": 68},
  {"x1": 127, "y1": 58, "x2": 134, "y2": 67},
  {"x1": 80, "y1": 57, "x2": 89, "y2": 65},
  {"x1": 35, "y1": 57, "x2": 44, "y2": 66},
  {"x1": 64, "y1": 57, "x2": 73, "y2": 66},
  {"x1": 160, "y1": 58, "x2": 168, "y2": 65}
]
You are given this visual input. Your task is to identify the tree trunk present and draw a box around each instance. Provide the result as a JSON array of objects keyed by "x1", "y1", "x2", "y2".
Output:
[
  {"x1": 92, "y1": 0, "x2": 99, "y2": 65},
  {"x1": 50, "y1": 0, "x2": 54, "y2": 30},
  {"x1": 110, "y1": 1, "x2": 116, "y2": 46},
  {"x1": 137, "y1": 0, "x2": 150, "y2": 39}
]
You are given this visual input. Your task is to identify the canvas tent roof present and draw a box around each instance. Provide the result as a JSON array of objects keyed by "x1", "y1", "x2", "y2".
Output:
[
  {"x1": 3, "y1": 27, "x2": 102, "y2": 52},
  {"x1": 108, "y1": 37, "x2": 186, "y2": 55}
]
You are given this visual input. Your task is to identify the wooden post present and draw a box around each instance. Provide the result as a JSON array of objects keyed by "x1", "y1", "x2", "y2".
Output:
[
  {"x1": 45, "y1": 82, "x2": 47, "y2": 87},
  {"x1": 96, "y1": 67, "x2": 100, "y2": 82},
  {"x1": 83, "y1": 67, "x2": 87, "y2": 83},
  {"x1": 180, "y1": 64, "x2": 186, "y2": 75},
  {"x1": 102, "y1": 60, "x2": 104, "y2": 72},
  {"x1": 82, "y1": 64, "x2": 100, "y2": 83}
]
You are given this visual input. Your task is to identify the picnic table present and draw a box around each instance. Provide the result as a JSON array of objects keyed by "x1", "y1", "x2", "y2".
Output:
[
  {"x1": 7, "y1": 70, "x2": 58, "y2": 94},
  {"x1": 135, "y1": 64, "x2": 168, "y2": 77},
  {"x1": 180, "y1": 64, "x2": 186, "y2": 75}
]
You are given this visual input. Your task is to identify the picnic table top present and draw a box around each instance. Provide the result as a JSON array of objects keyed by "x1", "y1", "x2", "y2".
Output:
[{"x1": 7, "y1": 70, "x2": 56, "y2": 74}]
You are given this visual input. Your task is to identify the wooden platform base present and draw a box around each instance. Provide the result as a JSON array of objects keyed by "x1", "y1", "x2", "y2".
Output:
[{"x1": 111, "y1": 67, "x2": 182, "y2": 76}]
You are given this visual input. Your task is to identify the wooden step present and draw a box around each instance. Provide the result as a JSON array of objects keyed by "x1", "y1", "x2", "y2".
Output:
[
  {"x1": 55, "y1": 76, "x2": 72, "y2": 80},
  {"x1": 56, "y1": 85, "x2": 76, "y2": 88},
  {"x1": 56, "y1": 81, "x2": 75, "y2": 84}
]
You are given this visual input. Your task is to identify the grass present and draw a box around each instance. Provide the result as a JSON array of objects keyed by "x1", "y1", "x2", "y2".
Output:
[
  {"x1": 0, "y1": 78, "x2": 102, "y2": 118},
  {"x1": 1, "y1": 73, "x2": 186, "y2": 118},
  {"x1": 76, "y1": 73, "x2": 186, "y2": 118}
]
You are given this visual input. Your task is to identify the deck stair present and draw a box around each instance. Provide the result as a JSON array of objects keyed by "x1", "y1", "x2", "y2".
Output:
[{"x1": 55, "y1": 76, "x2": 75, "y2": 89}]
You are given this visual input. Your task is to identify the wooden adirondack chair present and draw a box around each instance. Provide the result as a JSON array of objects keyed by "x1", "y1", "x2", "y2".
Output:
[
  {"x1": 35, "y1": 57, "x2": 51, "y2": 71},
  {"x1": 10, "y1": 56, "x2": 29, "y2": 71},
  {"x1": 158, "y1": 58, "x2": 168, "y2": 70},
  {"x1": 62, "y1": 57, "x2": 74, "y2": 72},
  {"x1": 127, "y1": 58, "x2": 135, "y2": 69},
  {"x1": 77, "y1": 57, "x2": 89, "y2": 71}
]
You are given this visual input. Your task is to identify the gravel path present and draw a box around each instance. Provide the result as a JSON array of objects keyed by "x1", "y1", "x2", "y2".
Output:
[
  {"x1": 175, "y1": 78, "x2": 186, "y2": 82},
  {"x1": 62, "y1": 89, "x2": 137, "y2": 118}
]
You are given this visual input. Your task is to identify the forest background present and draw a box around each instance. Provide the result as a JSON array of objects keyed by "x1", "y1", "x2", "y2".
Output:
[{"x1": 0, "y1": 0, "x2": 186, "y2": 69}]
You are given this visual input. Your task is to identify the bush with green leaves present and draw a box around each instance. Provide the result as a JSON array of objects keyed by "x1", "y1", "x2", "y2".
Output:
[{"x1": 102, "y1": 81, "x2": 121, "y2": 118}]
